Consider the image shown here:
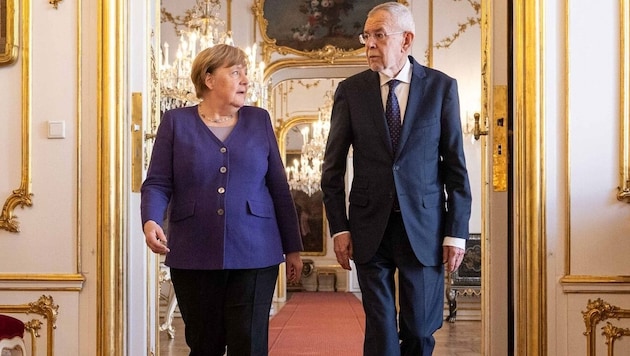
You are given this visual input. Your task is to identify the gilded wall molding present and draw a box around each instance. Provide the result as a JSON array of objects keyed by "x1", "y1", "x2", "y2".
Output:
[
  {"x1": 98, "y1": 0, "x2": 125, "y2": 354},
  {"x1": 561, "y1": 275, "x2": 630, "y2": 286},
  {"x1": 479, "y1": 0, "x2": 491, "y2": 353},
  {"x1": 263, "y1": 57, "x2": 366, "y2": 83},
  {"x1": 583, "y1": 298, "x2": 630, "y2": 356},
  {"x1": 0, "y1": 0, "x2": 32, "y2": 233},
  {"x1": 618, "y1": 0, "x2": 630, "y2": 203},
  {"x1": 561, "y1": 0, "x2": 630, "y2": 286},
  {"x1": 563, "y1": 0, "x2": 572, "y2": 279},
  {"x1": 602, "y1": 322, "x2": 630, "y2": 354},
  {"x1": 0, "y1": 295, "x2": 59, "y2": 356},
  {"x1": 0, "y1": 273, "x2": 85, "y2": 291},
  {"x1": 514, "y1": 0, "x2": 546, "y2": 354}
]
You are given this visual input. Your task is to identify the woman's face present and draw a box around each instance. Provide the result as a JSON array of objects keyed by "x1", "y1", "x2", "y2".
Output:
[{"x1": 205, "y1": 63, "x2": 249, "y2": 109}]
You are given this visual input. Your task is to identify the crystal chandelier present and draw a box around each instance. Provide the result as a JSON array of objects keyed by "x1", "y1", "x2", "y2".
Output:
[
  {"x1": 160, "y1": 0, "x2": 265, "y2": 112},
  {"x1": 286, "y1": 91, "x2": 333, "y2": 196}
]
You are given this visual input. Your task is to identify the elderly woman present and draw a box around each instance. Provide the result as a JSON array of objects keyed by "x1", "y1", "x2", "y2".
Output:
[{"x1": 141, "y1": 44, "x2": 303, "y2": 356}]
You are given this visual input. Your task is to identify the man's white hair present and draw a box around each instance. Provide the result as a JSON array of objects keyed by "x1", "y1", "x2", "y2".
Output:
[{"x1": 368, "y1": 2, "x2": 416, "y2": 34}]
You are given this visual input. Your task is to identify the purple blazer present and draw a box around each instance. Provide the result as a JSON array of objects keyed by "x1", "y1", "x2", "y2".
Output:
[{"x1": 141, "y1": 105, "x2": 303, "y2": 270}]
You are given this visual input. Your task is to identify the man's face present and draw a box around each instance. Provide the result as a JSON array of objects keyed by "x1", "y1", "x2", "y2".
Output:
[{"x1": 362, "y1": 10, "x2": 408, "y2": 77}]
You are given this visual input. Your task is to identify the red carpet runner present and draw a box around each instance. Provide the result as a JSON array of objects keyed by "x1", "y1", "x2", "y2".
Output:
[{"x1": 268, "y1": 292, "x2": 366, "y2": 356}]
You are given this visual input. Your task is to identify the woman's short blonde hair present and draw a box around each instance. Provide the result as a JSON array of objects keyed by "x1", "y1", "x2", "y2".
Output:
[{"x1": 190, "y1": 44, "x2": 248, "y2": 99}]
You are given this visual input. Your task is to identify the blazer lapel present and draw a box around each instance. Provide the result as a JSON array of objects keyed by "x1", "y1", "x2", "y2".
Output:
[
  {"x1": 398, "y1": 58, "x2": 427, "y2": 154},
  {"x1": 362, "y1": 72, "x2": 393, "y2": 153}
]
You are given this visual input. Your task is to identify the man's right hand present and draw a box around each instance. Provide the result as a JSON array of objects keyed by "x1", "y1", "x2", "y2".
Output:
[{"x1": 333, "y1": 232, "x2": 353, "y2": 270}]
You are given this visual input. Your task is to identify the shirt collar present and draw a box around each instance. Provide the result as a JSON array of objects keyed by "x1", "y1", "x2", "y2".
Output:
[{"x1": 379, "y1": 57, "x2": 412, "y2": 87}]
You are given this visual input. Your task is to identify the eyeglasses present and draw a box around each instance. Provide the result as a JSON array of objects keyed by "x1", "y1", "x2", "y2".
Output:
[{"x1": 358, "y1": 31, "x2": 405, "y2": 45}]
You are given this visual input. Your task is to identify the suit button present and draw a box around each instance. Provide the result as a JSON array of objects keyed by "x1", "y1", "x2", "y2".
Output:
[
  {"x1": 220, "y1": 166, "x2": 227, "y2": 173},
  {"x1": 217, "y1": 209, "x2": 224, "y2": 215},
  {"x1": 218, "y1": 187, "x2": 225, "y2": 194}
]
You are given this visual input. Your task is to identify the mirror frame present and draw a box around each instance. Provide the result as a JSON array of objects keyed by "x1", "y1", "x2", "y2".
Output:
[
  {"x1": 278, "y1": 115, "x2": 327, "y2": 256},
  {"x1": 0, "y1": 0, "x2": 18, "y2": 65}
]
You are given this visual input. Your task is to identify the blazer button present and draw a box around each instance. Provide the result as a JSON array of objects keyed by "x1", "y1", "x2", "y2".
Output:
[
  {"x1": 217, "y1": 209, "x2": 224, "y2": 215},
  {"x1": 218, "y1": 187, "x2": 225, "y2": 194},
  {"x1": 220, "y1": 166, "x2": 227, "y2": 173}
]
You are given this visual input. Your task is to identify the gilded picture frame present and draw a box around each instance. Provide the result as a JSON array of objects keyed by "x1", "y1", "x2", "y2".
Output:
[
  {"x1": 252, "y1": 0, "x2": 408, "y2": 63},
  {"x1": 0, "y1": 0, "x2": 18, "y2": 65}
]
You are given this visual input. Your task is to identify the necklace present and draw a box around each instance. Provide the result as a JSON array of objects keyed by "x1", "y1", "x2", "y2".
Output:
[{"x1": 198, "y1": 106, "x2": 233, "y2": 123}]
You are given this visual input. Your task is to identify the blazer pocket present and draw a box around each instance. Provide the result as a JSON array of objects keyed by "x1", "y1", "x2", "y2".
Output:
[
  {"x1": 419, "y1": 115, "x2": 439, "y2": 127},
  {"x1": 349, "y1": 193, "x2": 368, "y2": 207},
  {"x1": 349, "y1": 178, "x2": 369, "y2": 207},
  {"x1": 422, "y1": 192, "x2": 443, "y2": 208},
  {"x1": 247, "y1": 200, "x2": 273, "y2": 218},
  {"x1": 170, "y1": 201, "x2": 196, "y2": 222}
]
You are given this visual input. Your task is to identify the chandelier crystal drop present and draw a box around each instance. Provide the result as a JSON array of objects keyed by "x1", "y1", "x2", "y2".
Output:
[
  {"x1": 286, "y1": 91, "x2": 334, "y2": 196},
  {"x1": 159, "y1": 0, "x2": 265, "y2": 112}
]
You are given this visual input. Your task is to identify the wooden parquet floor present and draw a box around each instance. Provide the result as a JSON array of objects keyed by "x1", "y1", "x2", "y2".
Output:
[{"x1": 159, "y1": 294, "x2": 481, "y2": 356}]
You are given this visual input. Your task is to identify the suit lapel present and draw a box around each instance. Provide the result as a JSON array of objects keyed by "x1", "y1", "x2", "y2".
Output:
[
  {"x1": 398, "y1": 58, "x2": 427, "y2": 154},
  {"x1": 362, "y1": 72, "x2": 393, "y2": 153}
]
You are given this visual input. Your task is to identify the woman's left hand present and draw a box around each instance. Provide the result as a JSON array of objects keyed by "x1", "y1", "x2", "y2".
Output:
[{"x1": 285, "y1": 252, "x2": 303, "y2": 283}]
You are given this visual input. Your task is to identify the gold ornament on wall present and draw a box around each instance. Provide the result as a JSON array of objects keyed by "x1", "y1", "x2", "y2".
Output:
[
  {"x1": 0, "y1": 295, "x2": 59, "y2": 355},
  {"x1": 583, "y1": 298, "x2": 630, "y2": 356},
  {"x1": 48, "y1": 0, "x2": 63, "y2": 9}
]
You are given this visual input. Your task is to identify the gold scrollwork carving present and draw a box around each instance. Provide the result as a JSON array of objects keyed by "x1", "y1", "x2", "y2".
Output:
[
  {"x1": 48, "y1": 0, "x2": 63, "y2": 9},
  {"x1": 602, "y1": 321, "x2": 630, "y2": 351},
  {"x1": 27, "y1": 295, "x2": 59, "y2": 329},
  {"x1": 0, "y1": 188, "x2": 34, "y2": 232},
  {"x1": 424, "y1": 0, "x2": 481, "y2": 65},
  {"x1": 1, "y1": 0, "x2": 32, "y2": 232},
  {"x1": 24, "y1": 318, "x2": 43, "y2": 337},
  {"x1": 583, "y1": 298, "x2": 630, "y2": 356},
  {"x1": 0, "y1": 295, "x2": 59, "y2": 356}
]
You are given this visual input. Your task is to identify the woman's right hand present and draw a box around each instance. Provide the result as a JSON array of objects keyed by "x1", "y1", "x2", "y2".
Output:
[{"x1": 143, "y1": 220, "x2": 170, "y2": 254}]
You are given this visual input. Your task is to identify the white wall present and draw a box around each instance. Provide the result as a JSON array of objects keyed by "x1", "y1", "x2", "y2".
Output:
[
  {"x1": 0, "y1": 1, "x2": 85, "y2": 355},
  {"x1": 544, "y1": 0, "x2": 630, "y2": 355}
]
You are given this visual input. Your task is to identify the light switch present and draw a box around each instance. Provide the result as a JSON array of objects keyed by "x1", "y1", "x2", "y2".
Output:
[{"x1": 48, "y1": 121, "x2": 65, "y2": 139}]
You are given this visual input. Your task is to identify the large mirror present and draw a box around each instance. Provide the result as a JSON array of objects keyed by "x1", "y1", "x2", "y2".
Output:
[{"x1": 278, "y1": 116, "x2": 327, "y2": 256}]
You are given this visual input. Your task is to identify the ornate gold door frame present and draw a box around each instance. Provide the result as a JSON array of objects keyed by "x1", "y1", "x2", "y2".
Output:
[
  {"x1": 514, "y1": 0, "x2": 546, "y2": 354},
  {"x1": 98, "y1": 0, "x2": 125, "y2": 354}
]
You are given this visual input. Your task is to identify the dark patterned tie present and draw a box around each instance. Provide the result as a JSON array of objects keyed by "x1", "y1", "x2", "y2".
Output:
[{"x1": 386, "y1": 79, "x2": 402, "y2": 151}]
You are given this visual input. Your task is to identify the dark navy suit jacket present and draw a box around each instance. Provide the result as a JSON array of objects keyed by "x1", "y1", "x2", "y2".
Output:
[
  {"x1": 321, "y1": 56, "x2": 472, "y2": 266},
  {"x1": 141, "y1": 105, "x2": 303, "y2": 270}
]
